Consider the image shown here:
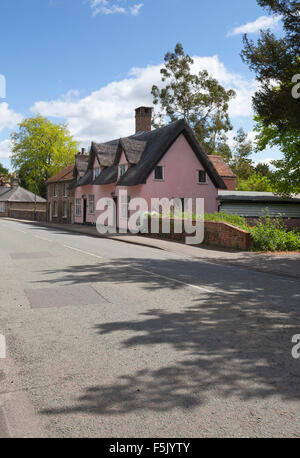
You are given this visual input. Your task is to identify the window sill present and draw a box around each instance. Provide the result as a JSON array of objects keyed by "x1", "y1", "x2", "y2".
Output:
[
  {"x1": 197, "y1": 182, "x2": 208, "y2": 185},
  {"x1": 153, "y1": 179, "x2": 165, "y2": 182}
]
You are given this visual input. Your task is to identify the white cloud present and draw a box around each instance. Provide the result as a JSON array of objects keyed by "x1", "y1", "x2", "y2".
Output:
[
  {"x1": 31, "y1": 55, "x2": 258, "y2": 145},
  {"x1": 0, "y1": 139, "x2": 12, "y2": 159},
  {"x1": 226, "y1": 130, "x2": 257, "y2": 149},
  {"x1": 227, "y1": 15, "x2": 282, "y2": 37},
  {"x1": 0, "y1": 102, "x2": 22, "y2": 134},
  {"x1": 130, "y1": 3, "x2": 143, "y2": 16},
  {"x1": 0, "y1": 103, "x2": 22, "y2": 161},
  {"x1": 90, "y1": 0, "x2": 143, "y2": 16}
]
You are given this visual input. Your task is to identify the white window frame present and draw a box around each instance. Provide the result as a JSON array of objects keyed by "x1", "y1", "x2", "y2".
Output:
[
  {"x1": 63, "y1": 201, "x2": 67, "y2": 218},
  {"x1": 154, "y1": 165, "x2": 164, "y2": 181},
  {"x1": 198, "y1": 170, "x2": 207, "y2": 184},
  {"x1": 119, "y1": 164, "x2": 127, "y2": 177},
  {"x1": 89, "y1": 195, "x2": 95, "y2": 214},
  {"x1": 75, "y1": 198, "x2": 82, "y2": 217},
  {"x1": 53, "y1": 184, "x2": 58, "y2": 196},
  {"x1": 63, "y1": 183, "x2": 68, "y2": 197},
  {"x1": 94, "y1": 167, "x2": 100, "y2": 179},
  {"x1": 120, "y1": 195, "x2": 130, "y2": 219},
  {"x1": 0, "y1": 202, "x2": 5, "y2": 213},
  {"x1": 53, "y1": 201, "x2": 58, "y2": 217}
]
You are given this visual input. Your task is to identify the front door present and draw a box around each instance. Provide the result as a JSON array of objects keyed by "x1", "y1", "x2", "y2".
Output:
[{"x1": 49, "y1": 203, "x2": 52, "y2": 222}]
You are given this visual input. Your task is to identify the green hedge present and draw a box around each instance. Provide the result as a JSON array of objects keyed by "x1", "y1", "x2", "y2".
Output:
[
  {"x1": 250, "y1": 217, "x2": 300, "y2": 252},
  {"x1": 204, "y1": 212, "x2": 300, "y2": 252}
]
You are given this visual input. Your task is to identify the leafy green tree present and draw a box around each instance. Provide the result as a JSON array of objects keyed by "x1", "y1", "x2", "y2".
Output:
[
  {"x1": 151, "y1": 43, "x2": 236, "y2": 156},
  {"x1": 241, "y1": 0, "x2": 300, "y2": 131},
  {"x1": 237, "y1": 173, "x2": 274, "y2": 191},
  {"x1": 254, "y1": 115, "x2": 300, "y2": 194},
  {"x1": 241, "y1": 1, "x2": 300, "y2": 194},
  {"x1": 11, "y1": 115, "x2": 78, "y2": 197},
  {"x1": 0, "y1": 162, "x2": 9, "y2": 175},
  {"x1": 230, "y1": 128, "x2": 255, "y2": 180},
  {"x1": 255, "y1": 162, "x2": 272, "y2": 177}
]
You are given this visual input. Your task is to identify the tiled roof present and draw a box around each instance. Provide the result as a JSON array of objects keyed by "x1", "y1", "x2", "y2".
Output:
[
  {"x1": 47, "y1": 165, "x2": 74, "y2": 183},
  {"x1": 0, "y1": 186, "x2": 11, "y2": 198},
  {"x1": 208, "y1": 155, "x2": 236, "y2": 178},
  {"x1": 0, "y1": 186, "x2": 46, "y2": 203}
]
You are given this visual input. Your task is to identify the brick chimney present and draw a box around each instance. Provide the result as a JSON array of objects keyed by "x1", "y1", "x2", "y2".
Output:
[
  {"x1": 81, "y1": 148, "x2": 86, "y2": 155},
  {"x1": 10, "y1": 173, "x2": 20, "y2": 189},
  {"x1": 135, "y1": 107, "x2": 153, "y2": 133}
]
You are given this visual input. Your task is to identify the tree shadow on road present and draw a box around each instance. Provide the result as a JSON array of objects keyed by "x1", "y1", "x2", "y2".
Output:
[{"x1": 39, "y1": 257, "x2": 300, "y2": 417}]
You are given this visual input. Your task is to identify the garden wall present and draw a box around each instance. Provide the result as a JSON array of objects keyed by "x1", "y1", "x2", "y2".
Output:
[
  {"x1": 203, "y1": 221, "x2": 252, "y2": 250},
  {"x1": 8, "y1": 209, "x2": 47, "y2": 222},
  {"x1": 147, "y1": 218, "x2": 252, "y2": 250}
]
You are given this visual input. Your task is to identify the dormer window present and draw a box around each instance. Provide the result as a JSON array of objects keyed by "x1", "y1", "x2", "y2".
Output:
[
  {"x1": 120, "y1": 164, "x2": 127, "y2": 177},
  {"x1": 94, "y1": 167, "x2": 100, "y2": 179},
  {"x1": 154, "y1": 166, "x2": 164, "y2": 181}
]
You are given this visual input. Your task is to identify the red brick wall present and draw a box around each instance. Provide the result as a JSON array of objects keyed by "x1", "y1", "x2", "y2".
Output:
[
  {"x1": 203, "y1": 221, "x2": 252, "y2": 250},
  {"x1": 8, "y1": 209, "x2": 47, "y2": 222},
  {"x1": 135, "y1": 107, "x2": 152, "y2": 133},
  {"x1": 47, "y1": 181, "x2": 75, "y2": 224},
  {"x1": 146, "y1": 218, "x2": 252, "y2": 250}
]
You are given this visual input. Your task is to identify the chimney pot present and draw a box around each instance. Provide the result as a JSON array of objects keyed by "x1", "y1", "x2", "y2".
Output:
[{"x1": 135, "y1": 106, "x2": 153, "y2": 133}]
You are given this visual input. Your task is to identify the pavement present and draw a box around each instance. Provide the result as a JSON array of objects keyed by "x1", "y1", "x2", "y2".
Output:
[{"x1": 0, "y1": 218, "x2": 299, "y2": 437}]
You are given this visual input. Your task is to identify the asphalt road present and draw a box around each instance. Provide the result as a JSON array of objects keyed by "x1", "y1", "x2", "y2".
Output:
[{"x1": 0, "y1": 219, "x2": 299, "y2": 438}]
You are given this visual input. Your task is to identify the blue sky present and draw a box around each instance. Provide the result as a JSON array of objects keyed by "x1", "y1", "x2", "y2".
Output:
[{"x1": 0, "y1": 0, "x2": 283, "y2": 170}]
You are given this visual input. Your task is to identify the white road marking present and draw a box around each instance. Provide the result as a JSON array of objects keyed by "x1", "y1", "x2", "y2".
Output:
[
  {"x1": 63, "y1": 245, "x2": 213, "y2": 293},
  {"x1": 131, "y1": 266, "x2": 214, "y2": 293},
  {"x1": 14, "y1": 229, "x2": 26, "y2": 234},
  {"x1": 63, "y1": 245, "x2": 104, "y2": 259}
]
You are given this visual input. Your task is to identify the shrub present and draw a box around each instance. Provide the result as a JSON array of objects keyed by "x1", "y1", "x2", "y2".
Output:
[{"x1": 250, "y1": 216, "x2": 300, "y2": 252}]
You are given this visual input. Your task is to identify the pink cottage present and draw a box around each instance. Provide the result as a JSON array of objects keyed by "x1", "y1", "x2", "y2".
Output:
[{"x1": 73, "y1": 107, "x2": 229, "y2": 226}]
